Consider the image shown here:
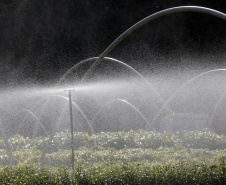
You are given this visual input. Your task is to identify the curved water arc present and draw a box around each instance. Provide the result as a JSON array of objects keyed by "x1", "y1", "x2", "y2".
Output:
[
  {"x1": 151, "y1": 69, "x2": 226, "y2": 128},
  {"x1": 17, "y1": 109, "x2": 49, "y2": 137},
  {"x1": 92, "y1": 98, "x2": 151, "y2": 130},
  {"x1": 80, "y1": 6, "x2": 226, "y2": 82},
  {"x1": 25, "y1": 94, "x2": 94, "y2": 134},
  {"x1": 50, "y1": 95, "x2": 94, "y2": 134},
  {"x1": 58, "y1": 57, "x2": 172, "y2": 113},
  {"x1": 58, "y1": 57, "x2": 150, "y2": 84},
  {"x1": 39, "y1": 95, "x2": 94, "y2": 165}
]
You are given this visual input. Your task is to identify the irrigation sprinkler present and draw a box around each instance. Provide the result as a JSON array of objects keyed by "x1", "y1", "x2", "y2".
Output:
[
  {"x1": 31, "y1": 94, "x2": 94, "y2": 134},
  {"x1": 64, "y1": 89, "x2": 75, "y2": 171},
  {"x1": 58, "y1": 57, "x2": 172, "y2": 113},
  {"x1": 39, "y1": 94, "x2": 95, "y2": 165}
]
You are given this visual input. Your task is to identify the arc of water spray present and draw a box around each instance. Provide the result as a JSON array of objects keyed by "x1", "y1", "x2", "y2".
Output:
[
  {"x1": 151, "y1": 69, "x2": 226, "y2": 128},
  {"x1": 80, "y1": 6, "x2": 226, "y2": 82},
  {"x1": 58, "y1": 57, "x2": 172, "y2": 113},
  {"x1": 20, "y1": 109, "x2": 49, "y2": 136},
  {"x1": 92, "y1": 99, "x2": 151, "y2": 130},
  {"x1": 39, "y1": 95, "x2": 94, "y2": 165},
  {"x1": 59, "y1": 57, "x2": 148, "y2": 83},
  {"x1": 0, "y1": 117, "x2": 15, "y2": 166},
  {"x1": 27, "y1": 95, "x2": 94, "y2": 134},
  {"x1": 58, "y1": 6, "x2": 226, "y2": 130},
  {"x1": 52, "y1": 95, "x2": 94, "y2": 133}
]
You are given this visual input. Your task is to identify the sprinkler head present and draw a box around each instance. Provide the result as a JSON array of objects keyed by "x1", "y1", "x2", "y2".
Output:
[{"x1": 64, "y1": 88, "x2": 76, "y2": 92}]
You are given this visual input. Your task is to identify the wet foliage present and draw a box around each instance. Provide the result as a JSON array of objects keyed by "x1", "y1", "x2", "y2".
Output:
[
  {"x1": 5, "y1": 129, "x2": 226, "y2": 152},
  {"x1": 0, "y1": 129, "x2": 225, "y2": 184},
  {"x1": 0, "y1": 159, "x2": 225, "y2": 184}
]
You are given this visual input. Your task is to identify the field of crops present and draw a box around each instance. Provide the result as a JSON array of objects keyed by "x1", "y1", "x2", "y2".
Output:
[{"x1": 0, "y1": 129, "x2": 225, "y2": 184}]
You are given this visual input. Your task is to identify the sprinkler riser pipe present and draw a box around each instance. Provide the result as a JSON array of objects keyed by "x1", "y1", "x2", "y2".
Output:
[{"x1": 68, "y1": 90, "x2": 75, "y2": 171}]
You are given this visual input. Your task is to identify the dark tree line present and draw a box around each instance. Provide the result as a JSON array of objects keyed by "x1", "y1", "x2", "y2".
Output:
[{"x1": 0, "y1": 0, "x2": 226, "y2": 85}]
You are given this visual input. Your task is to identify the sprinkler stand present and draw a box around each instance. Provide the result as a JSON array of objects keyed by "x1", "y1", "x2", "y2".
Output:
[{"x1": 65, "y1": 89, "x2": 75, "y2": 171}]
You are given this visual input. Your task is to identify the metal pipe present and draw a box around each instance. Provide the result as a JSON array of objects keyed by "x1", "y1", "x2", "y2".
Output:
[{"x1": 67, "y1": 89, "x2": 75, "y2": 171}]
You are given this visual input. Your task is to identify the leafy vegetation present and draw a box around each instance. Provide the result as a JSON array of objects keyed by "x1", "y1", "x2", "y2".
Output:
[
  {"x1": 0, "y1": 129, "x2": 225, "y2": 184},
  {"x1": 0, "y1": 160, "x2": 225, "y2": 184},
  {"x1": 5, "y1": 129, "x2": 226, "y2": 151}
]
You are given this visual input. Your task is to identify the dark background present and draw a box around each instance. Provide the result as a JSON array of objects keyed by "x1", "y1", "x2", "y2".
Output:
[{"x1": 0, "y1": 0, "x2": 226, "y2": 86}]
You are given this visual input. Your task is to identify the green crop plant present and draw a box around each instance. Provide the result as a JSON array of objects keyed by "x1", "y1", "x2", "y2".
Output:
[{"x1": 0, "y1": 129, "x2": 225, "y2": 184}]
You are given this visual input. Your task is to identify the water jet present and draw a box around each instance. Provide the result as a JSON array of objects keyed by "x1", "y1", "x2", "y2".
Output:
[{"x1": 0, "y1": 5, "x2": 225, "y2": 169}]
